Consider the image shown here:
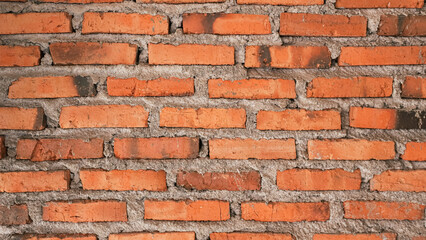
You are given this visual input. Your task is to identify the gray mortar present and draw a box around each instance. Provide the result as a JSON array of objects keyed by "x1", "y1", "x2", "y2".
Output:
[{"x1": 0, "y1": 0, "x2": 425, "y2": 239}]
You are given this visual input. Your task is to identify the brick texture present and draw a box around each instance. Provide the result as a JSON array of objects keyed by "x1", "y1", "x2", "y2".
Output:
[
  {"x1": 0, "y1": 45, "x2": 40, "y2": 67},
  {"x1": 343, "y1": 201, "x2": 425, "y2": 220},
  {"x1": 0, "y1": 205, "x2": 30, "y2": 225},
  {"x1": 0, "y1": 171, "x2": 70, "y2": 192},
  {"x1": 0, "y1": 13, "x2": 72, "y2": 34}
]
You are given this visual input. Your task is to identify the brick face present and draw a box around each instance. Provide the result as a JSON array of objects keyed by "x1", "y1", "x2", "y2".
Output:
[
  {"x1": 0, "y1": 204, "x2": 30, "y2": 225},
  {"x1": 0, "y1": 13, "x2": 72, "y2": 34},
  {"x1": 0, "y1": 171, "x2": 70, "y2": 192},
  {"x1": 343, "y1": 201, "x2": 425, "y2": 220},
  {"x1": 0, "y1": 45, "x2": 40, "y2": 67}
]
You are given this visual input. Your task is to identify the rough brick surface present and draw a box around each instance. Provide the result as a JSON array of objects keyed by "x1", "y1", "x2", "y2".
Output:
[
  {"x1": 378, "y1": 15, "x2": 426, "y2": 36},
  {"x1": 0, "y1": 205, "x2": 30, "y2": 225},
  {"x1": 109, "y1": 232, "x2": 195, "y2": 240},
  {"x1": 0, "y1": 13, "x2": 72, "y2": 34},
  {"x1": 0, "y1": 45, "x2": 40, "y2": 67},
  {"x1": 343, "y1": 201, "x2": 425, "y2": 220},
  {"x1": 402, "y1": 142, "x2": 426, "y2": 161},
  {"x1": 237, "y1": 0, "x2": 323, "y2": 5},
  {"x1": 335, "y1": 0, "x2": 424, "y2": 8},
  {"x1": 401, "y1": 76, "x2": 426, "y2": 98},
  {"x1": 370, "y1": 170, "x2": 426, "y2": 192},
  {"x1": 210, "y1": 233, "x2": 293, "y2": 240},
  {"x1": 0, "y1": 107, "x2": 45, "y2": 130},
  {"x1": 15, "y1": 235, "x2": 97, "y2": 240},
  {"x1": 0, "y1": 136, "x2": 5, "y2": 159},
  {"x1": 0, "y1": 171, "x2": 70, "y2": 192},
  {"x1": 350, "y1": 107, "x2": 426, "y2": 129}
]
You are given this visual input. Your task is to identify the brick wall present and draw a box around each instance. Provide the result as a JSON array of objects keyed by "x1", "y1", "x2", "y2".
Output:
[{"x1": 0, "y1": 0, "x2": 425, "y2": 239}]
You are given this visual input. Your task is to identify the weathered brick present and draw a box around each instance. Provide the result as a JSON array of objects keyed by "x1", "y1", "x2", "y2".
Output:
[
  {"x1": 313, "y1": 233, "x2": 397, "y2": 240},
  {"x1": 107, "y1": 77, "x2": 194, "y2": 97},
  {"x1": 208, "y1": 79, "x2": 296, "y2": 99},
  {"x1": 16, "y1": 138, "x2": 103, "y2": 161},
  {"x1": 0, "y1": 171, "x2": 70, "y2": 192},
  {"x1": 257, "y1": 109, "x2": 341, "y2": 130},
  {"x1": 0, "y1": 13, "x2": 72, "y2": 34},
  {"x1": 339, "y1": 46, "x2": 426, "y2": 66},
  {"x1": 0, "y1": 45, "x2": 40, "y2": 67},
  {"x1": 210, "y1": 233, "x2": 293, "y2": 240},
  {"x1": 183, "y1": 13, "x2": 271, "y2": 35},
  {"x1": 277, "y1": 169, "x2": 361, "y2": 191},
  {"x1": 59, "y1": 105, "x2": 148, "y2": 128},
  {"x1": 307, "y1": 77, "x2": 393, "y2": 98},
  {"x1": 402, "y1": 142, "x2": 426, "y2": 161},
  {"x1": 160, "y1": 107, "x2": 246, "y2": 129},
  {"x1": 370, "y1": 170, "x2": 426, "y2": 192},
  {"x1": 0, "y1": 204, "x2": 30, "y2": 225},
  {"x1": 308, "y1": 139, "x2": 395, "y2": 160},
  {"x1": 336, "y1": 0, "x2": 424, "y2": 8},
  {"x1": 114, "y1": 137, "x2": 199, "y2": 159},
  {"x1": 149, "y1": 44, "x2": 234, "y2": 65},
  {"x1": 280, "y1": 13, "x2": 367, "y2": 37},
  {"x1": 80, "y1": 169, "x2": 167, "y2": 191},
  {"x1": 401, "y1": 76, "x2": 426, "y2": 98},
  {"x1": 177, "y1": 171, "x2": 261, "y2": 191},
  {"x1": 0, "y1": 136, "x2": 5, "y2": 159},
  {"x1": 144, "y1": 200, "x2": 230, "y2": 221},
  {"x1": 15, "y1": 235, "x2": 97, "y2": 240},
  {"x1": 241, "y1": 202, "x2": 330, "y2": 222},
  {"x1": 39, "y1": 0, "x2": 122, "y2": 2},
  {"x1": 209, "y1": 138, "x2": 296, "y2": 160},
  {"x1": 350, "y1": 107, "x2": 426, "y2": 129},
  {"x1": 43, "y1": 201, "x2": 127, "y2": 222},
  {"x1": 378, "y1": 15, "x2": 426, "y2": 36},
  {"x1": 138, "y1": 0, "x2": 224, "y2": 3},
  {"x1": 82, "y1": 12, "x2": 168, "y2": 35},
  {"x1": 413, "y1": 237, "x2": 426, "y2": 240},
  {"x1": 50, "y1": 42, "x2": 137, "y2": 65},
  {"x1": 245, "y1": 45, "x2": 331, "y2": 68},
  {"x1": 237, "y1": 0, "x2": 323, "y2": 5},
  {"x1": 109, "y1": 232, "x2": 195, "y2": 240},
  {"x1": 344, "y1": 201, "x2": 425, "y2": 220}
]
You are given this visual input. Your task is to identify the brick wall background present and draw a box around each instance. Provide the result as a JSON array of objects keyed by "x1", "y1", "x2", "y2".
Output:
[{"x1": 0, "y1": 0, "x2": 425, "y2": 239}]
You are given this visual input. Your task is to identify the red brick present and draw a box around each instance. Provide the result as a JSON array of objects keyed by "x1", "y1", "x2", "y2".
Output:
[
  {"x1": 107, "y1": 77, "x2": 194, "y2": 97},
  {"x1": 241, "y1": 202, "x2": 329, "y2": 222},
  {"x1": 109, "y1": 232, "x2": 195, "y2": 240},
  {"x1": 402, "y1": 142, "x2": 426, "y2": 161},
  {"x1": 277, "y1": 169, "x2": 361, "y2": 191},
  {"x1": 307, "y1": 77, "x2": 393, "y2": 98},
  {"x1": 16, "y1": 138, "x2": 103, "y2": 161},
  {"x1": 149, "y1": 44, "x2": 234, "y2": 65},
  {"x1": 160, "y1": 107, "x2": 246, "y2": 129},
  {"x1": 257, "y1": 109, "x2": 341, "y2": 130},
  {"x1": 336, "y1": 0, "x2": 424, "y2": 8},
  {"x1": 237, "y1": 0, "x2": 323, "y2": 5},
  {"x1": 313, "y1": 233, "x2": 397, "y2": 240},
  {"x1": 280, "y1": 13, "x2": 367, "y2": 37},
  {"x1": 0, "y1": 13, "x2": 72, "y2": 34},
  {"x1": 339, "y1": 46, "x2": 426, "y2": 66},
  {"x1": 138, "y1": 0, "x2": 223, "y2": 3},
  {"x1": 40, "y1": 0, "x2": 122, "y2": 2},
  {"x1": 17, "y1": 235, "x2": 97, "y2": 240},
  {"x1": 402, "y1": 76, "x2": 426, "y2": 98},
  {"x1": 344, "y1": 201, "x2": 425, "y2": 220},
  {"x1": 378, "y1": 15, "x2": 426, "y2": 36},
  {"x1": 208, "y1": 78, "x2": 296, "y2": 99},
  {"x1": 245, "y1": 45, "x2": 331, "y2": 68},
  {"x1": 209, "y1": 138, "x2": 296, "y2": 160},
  {"x1": 0, "y1": 204, "x2": 30, "y2": 225},
  {"x1": 144, "y1": 200, "x2": 229, "y2": 221},
  {"x1": 80, "y1": 169, "x2": 167, "y2": 191},
  {"x1": 349, "y1": 107, "x2": 396, "y2": 129},
  {"x1": 114, "y1": 137, "x2": 199, "y2": 159},
  {"x1": 0, "y1": 107, "x2": 45, "y2": 130},
  {"x1": 43, "y1": 201, "x2": 127, "y2": 222},
  {"x1": 0, "y1": 170, "x2": 70, "y2": 192},
  {"x1": 0, "y1": 45, "x2": 40, "y2": 67},
  {"x1": 370, "y1": 170, "x2": 426, "y2": 192},
  {"x1": 59, "y1": 105, "x2": 148, "y2": 128},
  {"x1": 177, "y1": 171, "x2": 261, "y2": 191},
  {"x1": 210, "y1": 233, "x2": 293, "y2": 240},
  {"x1": 308, "y1": 139, "x2": 395, "y2": 160},
  {"x1": 183, "y1": 13, "x2": 271, "y2": 35},
  {"x1": 50, "y1": 42, "x2": 137, "y2": 65},
  {"x1": 0, "y1": 136, "x2": 5, "y2": 159},
  {"x1": 82, "y1": 12, "x2": 168, "y2": 35},
  {"x1": 413, "y1": 237, "x2": 426, "y2": 240}
]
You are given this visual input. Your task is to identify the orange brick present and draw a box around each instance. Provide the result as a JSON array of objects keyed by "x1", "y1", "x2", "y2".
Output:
[
  {"x1": 0, "y1": 204, "x2": 30, "y2": 225},
  {"x1": 313, "y1": 233, "x2": 397, "y2": 240},
  {"x1": 109, "y1": 232, "x2": 195, "y2": 240},
  {"x1": 40, "y1": 0, "x2": 122, "y2": 2},
  {"x1": 413, "y1": 237, "x2": 426, "y2": 240},
  {"x1": 237, "y1": 0, "x2": 323, "y2": 5},
  {"x1": 43, "y1": 201, "x2": 127, "y2": 222},
  {"x1": 371, "y1": 170, "x2": 426, "y2": 192},
  {"x1": 241, "y1": 202, "x2": 329, "y2": 222},
  {"x1": 308, "y1": 139, "x2": 395, "y2": 160},
  {"x1": 8, "y1": 76, "x2": 95, "y2": 99},
  {"x1": 16, "y1": 138, "x2": 103, "y2": 161},
  {"x1": 0, "y1": 171, "x2": 70, "y2": 192},
  {"x1": 210, "y1": 233, "x2": 293, "y2": 240},
  {"x1": 245, "y1": 45, "x2": 331, "y2": 68},
  {"x1": 257, "y1": 109, "x2": 341, "y2": 130},
  {"x1": 209, "y1": 138, "x2": 296, "y2": 160},
  {"x1": 0, "y1": 45, "x2": 40, "y2": 67},
  {"x1": 50, "y1": 42, "x2": 137, "y2": 65},
  {"x1": 183, "y1": 13, "x2": 271, "y2": 35},
  {"x1": 82, "y1": 12, "x2": 168, "y2": 35},
  {"x1": 339, "y1": 46, "x2": 426, "y2": 66},
  {"x1": 17, "y1": 235, "x2": 97, "y2": 240},
  {"x1": 107, "y1": 77, "x2": 194, "y2": 97},
  {"x1": 0, "y1": 136, "x2": 5, "y2": 159},
  {"x1": 177, "y1": 171, "x2": 261, "y2": 191},
  {"x1": 0, "y1": 13, "x2": 72, "y2": 34},
  {"x1": 0, "y1": 107, "x2": 45, "y2": 130},
  {"x1": 402, "y1": 76, "x2": 426, "y2": 98},
  {"x1": 277, "y1": 169, "x2": 361, "y2": 191},
  {"x1": 349, "y1": 107, "x2": 396, "y2": 129},
  {"x1": 80, "y1": 169, "x2": 166, "y2": 191},
  {"x1": 59, "y1": 105, "x2": 148, "y2": 128},
  {"x1": 336, "y1": 0, "x2": 424, "y2": 8},
  {"x1": 208, "y1": 79, "x2": 296, "y2": 99},
  {"x1": 307, "y1": 77, "x2": 393, "y2": 98},
  {"x1": 280, "y1": 13, "x2": 367, "y2": 37},
  {"x1": 402, "y1": 142, "x2": 426, "y2": 161},
  {"x1": 114, "y1": 137, "x2": 199, "y2": 159},
  {"x1": 378, "y1": 15, "x2": 426, "y2": 36},
  {"x1": 149, "y1": 44, "x2": 234, "y2": 65},
  {"x1": 138, "y1": 0, "x2": 224, "y2": 3},
  {"x1": 144, "y1": 200, "x2": 230, "y2": 221},
  {"x1": 344, "y1": 201, "x2": 425, "y2": 220},
  {"x1": 160, "y1": 107, "x2": 246, "y2": 129}
]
